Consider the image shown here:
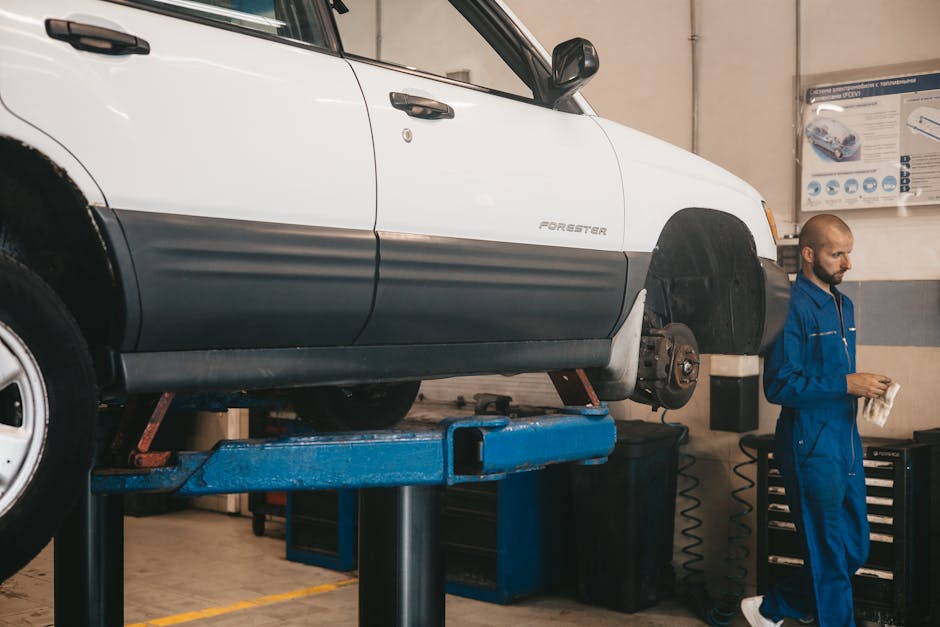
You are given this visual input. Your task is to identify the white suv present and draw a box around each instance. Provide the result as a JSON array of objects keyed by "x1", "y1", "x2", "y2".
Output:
[{"x1": 0, "y1": 0, "x2": 788, "y2": 580}]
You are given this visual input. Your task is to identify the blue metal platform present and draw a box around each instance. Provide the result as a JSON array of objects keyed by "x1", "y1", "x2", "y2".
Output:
[{"x1": 91, "y1": 406, "x2": 615, "y2": 496}]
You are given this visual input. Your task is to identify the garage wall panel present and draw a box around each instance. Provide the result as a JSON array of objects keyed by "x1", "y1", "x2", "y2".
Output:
[
  {"x1": 840, "y1": 280, "x2": 940, "y2": 347},
  {"x1": 505, "y1": 0, "x2": 693, "y2": 150},
  {"x1": 697, "y1": 0, "x2": 795, "y2": 230},
  {"x1": 803, "y1": 0, "x2": 940, "y2": 75}
]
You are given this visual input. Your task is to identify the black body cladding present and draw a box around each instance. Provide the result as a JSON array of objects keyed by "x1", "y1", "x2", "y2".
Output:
[
  {"x1": 359, "y1": 232, "x2": 627, "y2": 344},
  {"x1": 99, "y1": 210, "x2": 627, "y2": 393},
  {"x1": 115, "y1": 210, "x2": 377, "y2": 351}
]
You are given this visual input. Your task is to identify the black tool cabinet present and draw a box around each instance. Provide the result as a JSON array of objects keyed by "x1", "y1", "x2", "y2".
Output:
[
  {"x1": 746, "y1": 434, "x2": 932, "y2": 626},
  {"x1": 913, "y1": 428, "x2": 940, "y2": 626}
]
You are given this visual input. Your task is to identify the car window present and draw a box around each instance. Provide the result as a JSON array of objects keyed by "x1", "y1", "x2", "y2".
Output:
[
  {"x1": 131, "y1": 0, "x2": 328, "y2": 47},
  {"x1": 332, "y1": 0, "x2": 535, "y2": 100}
]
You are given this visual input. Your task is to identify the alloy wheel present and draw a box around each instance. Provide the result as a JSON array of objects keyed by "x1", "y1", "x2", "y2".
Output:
[{"x1": 0, "y1": 320, "x2": 47, "y2": 518}]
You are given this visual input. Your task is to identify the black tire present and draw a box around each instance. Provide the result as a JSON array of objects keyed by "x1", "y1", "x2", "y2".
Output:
[
  {"x1": 293, "y1": 382, "x2": 421, "y2": 431},
  {"x1": 0, "y1": 255, "x2": 96, "y2": 582}
]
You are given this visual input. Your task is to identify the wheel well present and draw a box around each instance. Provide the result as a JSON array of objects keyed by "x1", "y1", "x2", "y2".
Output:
[
  {"x1": 645, "y1": 208, "x2": 765, "y2": 354},
  {"x1": 0, "y1": 138, "x2": 117, "y2": 360}
]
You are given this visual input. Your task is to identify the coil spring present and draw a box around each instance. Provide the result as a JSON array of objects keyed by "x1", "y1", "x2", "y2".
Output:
[
  {"x1": 706, "y1": 436, "x2": 758, "y2": 626},
  {"x1": 678, "y1": 450, "x2": 704, "y2": 584},
  {"x1": 728, "y1": 438, "x2": 757, "y2": 602},
  {"x1": 661, "y1": 410, "x2": 702, "y2": 585}
]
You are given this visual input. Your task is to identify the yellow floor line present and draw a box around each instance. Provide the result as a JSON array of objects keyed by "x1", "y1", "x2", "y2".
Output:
[{"x1": 125, "y1": 577, "x2": 358, "y2": 627}]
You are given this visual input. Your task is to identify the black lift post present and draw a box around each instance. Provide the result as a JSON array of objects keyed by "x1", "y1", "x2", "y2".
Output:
[
  {"x1": 359, "y1": 485, "x2": 444, "y2": 626},
  {"x1": 54, "y1": 476, "x2": 124, "y2": 627}
]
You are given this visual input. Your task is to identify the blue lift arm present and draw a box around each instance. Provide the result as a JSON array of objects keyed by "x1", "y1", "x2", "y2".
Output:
[{"x1": 92, "y1": 406, "x2": 614, "y2": 496}]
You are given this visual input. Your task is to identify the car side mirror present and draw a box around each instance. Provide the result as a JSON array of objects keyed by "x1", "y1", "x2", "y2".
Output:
[{"x1": 549, "y1": 37, "x2": 598, "y2": 108}]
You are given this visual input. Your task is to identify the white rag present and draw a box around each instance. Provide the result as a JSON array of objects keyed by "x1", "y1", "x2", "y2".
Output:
[{"x1": 862, "y1": 382, "x2": 901, "y2": 428}]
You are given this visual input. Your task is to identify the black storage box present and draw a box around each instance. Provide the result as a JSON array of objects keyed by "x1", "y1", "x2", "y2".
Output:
[
  {"x1": 710, "y1": 375, "x2": 759, "y2": 433},
  {"x1": 571, "y1": 420, "x2": 684, "y2": 613},
  {"x1": 286, "y1": 489, "x2": 358, "y2": 571}
]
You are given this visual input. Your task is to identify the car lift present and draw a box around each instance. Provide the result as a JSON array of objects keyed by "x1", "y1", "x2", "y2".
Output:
[{"x1": 53, "y1": 370, "x2": 616, "y2": 627}]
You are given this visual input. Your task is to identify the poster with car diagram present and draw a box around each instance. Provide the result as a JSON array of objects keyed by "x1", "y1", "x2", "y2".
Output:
[{"x1": 801, "y1": 69, "x2": 940, "y2": 211}]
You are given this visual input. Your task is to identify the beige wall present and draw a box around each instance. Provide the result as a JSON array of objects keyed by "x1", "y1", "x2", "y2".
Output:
[
  {"x1": 802, "y1": 0, "x2": 940, "y2": 75},
  {"x1": 696, "y1": 0, "x2": 795, "y2": 227},
  {"x1": 507, "y1": 0, "x2": 693, "y2": 149}
]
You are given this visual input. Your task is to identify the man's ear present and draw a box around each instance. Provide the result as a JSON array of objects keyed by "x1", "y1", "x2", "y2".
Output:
[{"x1": 801, "y1": 245, "x2": 815, "y2": 265}]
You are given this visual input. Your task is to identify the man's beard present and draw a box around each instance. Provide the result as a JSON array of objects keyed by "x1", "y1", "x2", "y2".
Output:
[{"x1": 813, "y1": 259, "x2": 843, "y2": 285}]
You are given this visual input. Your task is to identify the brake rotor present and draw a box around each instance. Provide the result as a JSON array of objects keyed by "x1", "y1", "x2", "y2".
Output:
[
  {"x1": 656, "y1": 322, "x2": 700, "y2": 409},
  {"x1": 631, "y1": 322, "x2": 700, "y2": 410}
]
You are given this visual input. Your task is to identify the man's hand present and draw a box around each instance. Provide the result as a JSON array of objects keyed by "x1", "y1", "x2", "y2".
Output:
[{"x1": 847, "y1": 373, "x2": 891, "y2": 399}]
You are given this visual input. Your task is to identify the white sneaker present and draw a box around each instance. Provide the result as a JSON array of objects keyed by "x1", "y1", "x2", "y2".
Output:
[{"x1": 740, "y1": 596, "x2": 782, "y2": 627}]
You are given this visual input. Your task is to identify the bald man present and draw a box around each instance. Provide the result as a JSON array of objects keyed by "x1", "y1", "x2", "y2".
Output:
[{"x1": 741, "y1": 214, "x2": 891, "y2": 627}]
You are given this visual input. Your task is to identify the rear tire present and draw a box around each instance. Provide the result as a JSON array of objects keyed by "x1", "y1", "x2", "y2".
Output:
[
  {"x1": 293, "y1": 382, "x2": 421, "y2": 431},
  {"x1": 0, "y1": 255, "x2": 96, "y2": 582}
]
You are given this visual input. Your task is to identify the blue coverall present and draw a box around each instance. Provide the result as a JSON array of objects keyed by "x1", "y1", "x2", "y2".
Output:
[{"x1": 761, "y1": 272, "x2": 869, "y2": 626}]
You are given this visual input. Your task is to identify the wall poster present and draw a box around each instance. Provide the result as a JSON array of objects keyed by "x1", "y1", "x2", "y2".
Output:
[{"x1": 801, "y1": 69, "x2": 940, "y2": 212}]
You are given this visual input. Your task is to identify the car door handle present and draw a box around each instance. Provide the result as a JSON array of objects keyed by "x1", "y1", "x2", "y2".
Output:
[
  {"x1": 389, "y1": 92, "x2": 454, "y2": 120},
  {"x1": 45, "y1": 19, "x2": 150, "y2": 56}
]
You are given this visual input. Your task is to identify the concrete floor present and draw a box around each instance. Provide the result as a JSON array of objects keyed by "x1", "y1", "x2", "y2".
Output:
[{"x1": 0, "y1": 508, "x2": 755, "y2": 626}]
